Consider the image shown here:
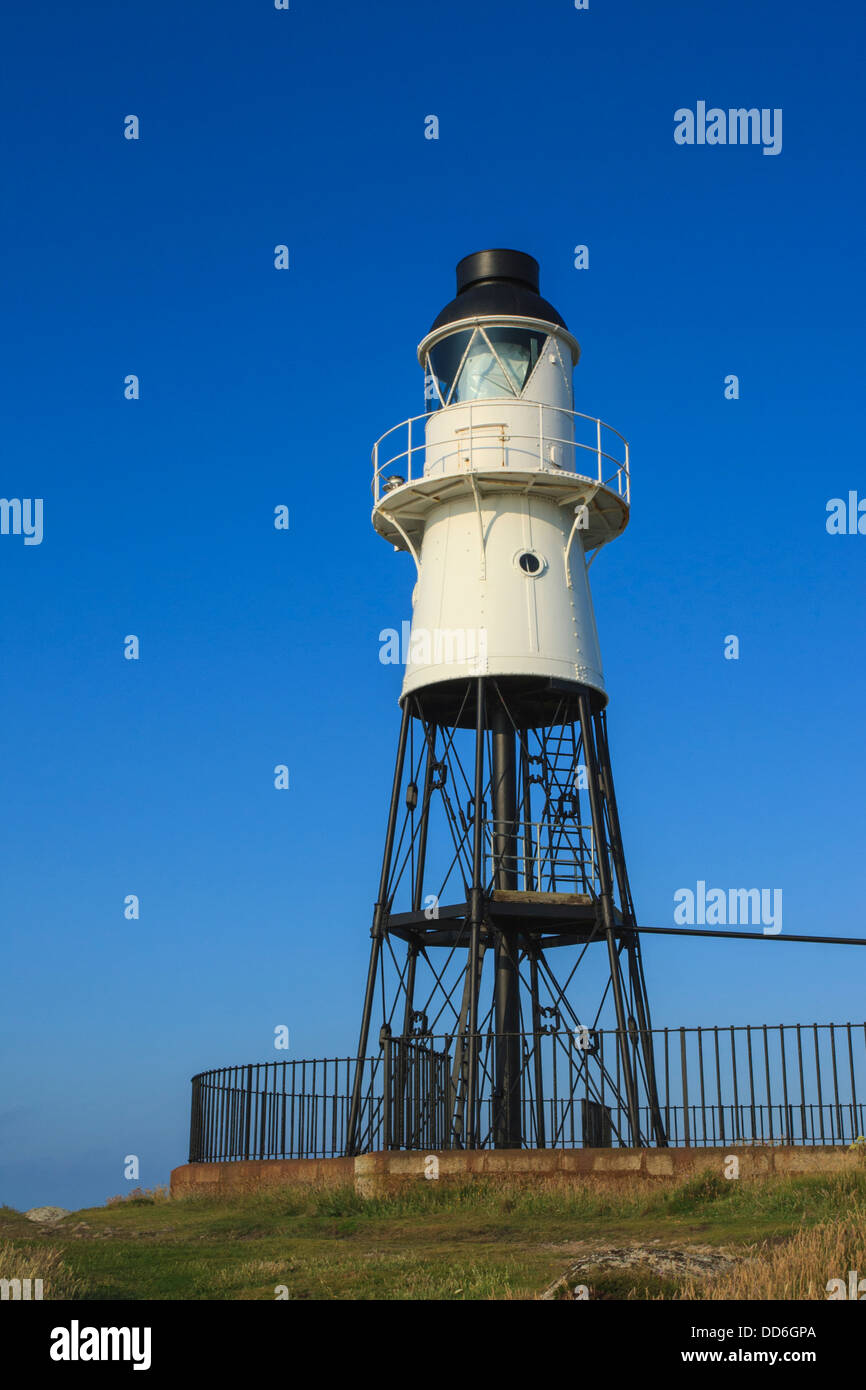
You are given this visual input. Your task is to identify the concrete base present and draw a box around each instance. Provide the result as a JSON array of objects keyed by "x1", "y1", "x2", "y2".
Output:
[{"x1": 170, "y1": 1146, "x2": 862, "y2": 1200}]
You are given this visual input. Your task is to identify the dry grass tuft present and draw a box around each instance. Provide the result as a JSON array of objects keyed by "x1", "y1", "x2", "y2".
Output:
[
  {"x1": 680, "y1": 1206, "x2": 866, "y2": 1300},
  {"x1": 105, "y1": 1185, "x2": 171, "y2": 1207},
  {"x1": 0, "y1": 1241, "x2": 84, "y2": 1299}
]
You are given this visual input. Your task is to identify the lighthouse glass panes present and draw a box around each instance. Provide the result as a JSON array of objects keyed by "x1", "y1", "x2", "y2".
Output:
[
  {"x1": 425, "y1": 326, "x2": 548, "y2": 410},
  {"x1": 483, "y1": 327, "x2": 547, "y2": 390},
  {"x1": 424, "y1": 329, "x2": 472, "y2": 410}
]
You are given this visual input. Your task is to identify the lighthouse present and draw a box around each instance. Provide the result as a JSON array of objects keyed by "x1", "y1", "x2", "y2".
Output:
[{"x1": 348, "y1": 250, "x2": 665, "y2": 1153}]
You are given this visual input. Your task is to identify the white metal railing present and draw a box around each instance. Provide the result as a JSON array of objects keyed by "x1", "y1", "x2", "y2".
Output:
[
  {"x1": 371, "y1": 404, "x2": 630, "y2": 507},
  {"x1": 483, "y1": 818, "x2": 598, "y2": 895}
]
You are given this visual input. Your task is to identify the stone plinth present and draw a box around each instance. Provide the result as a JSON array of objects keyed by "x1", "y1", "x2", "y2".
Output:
[{"x1": 171, "y1": 1145, "x2": 861, "y2": 1199}]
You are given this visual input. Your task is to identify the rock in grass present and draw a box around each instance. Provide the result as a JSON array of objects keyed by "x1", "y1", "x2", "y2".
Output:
[
  {"x1": 539, "y1": 1243, "x2": 736, "y2": 1299},
  {"x1": 24, "y1": 1207, "x2": 70, "y2": 1225}
]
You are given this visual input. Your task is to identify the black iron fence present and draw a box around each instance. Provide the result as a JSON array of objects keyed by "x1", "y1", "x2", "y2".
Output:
[
  {"x1": 189, "y1": 1023, "x2": 866, "y2": 1162},
  {"x1": 189, "y1": 1057, "x2": 358, "y2": 1163}
]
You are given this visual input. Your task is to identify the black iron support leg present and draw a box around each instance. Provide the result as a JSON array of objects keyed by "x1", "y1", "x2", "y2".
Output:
[
  {"x1": 346, "y1": 697, "x2": 412, "y2": 1155},
  {"x1": 578, "y1": 690, "x2": 643, "y2": 1146},
  {"x1": 465, "y1": 678, "x2": 486, "y2": 1148},
  {"x1": 491, "y1": 693, "x2": 521, "y2": 1147}
]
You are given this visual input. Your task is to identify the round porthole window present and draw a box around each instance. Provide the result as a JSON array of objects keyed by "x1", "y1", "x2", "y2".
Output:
[{"x1": 515, "y1": 549, "x2": 545, "y2": 576}]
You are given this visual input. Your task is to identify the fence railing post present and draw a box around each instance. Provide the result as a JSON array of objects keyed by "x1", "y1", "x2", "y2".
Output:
[
  {"x1": 258, "y1": 1064, "x2": 267, "y2": 1159},
  {"x1": 381, "y1": 1025, "x2": 393, "y2": 1151},
  {"x1": 814, "y1": 1024, "x2": 826, "y2": 1142},
  {"x1": 189, "y1": 1075, "x2": 200, "y2": 1162},
  {"x1": 830, "y1": 1023, "x2": 842, "y2": 1143},
  {"x1": 243, "y1": 1064, "x2": 253, "y2": 1159},
  {"x1": 680, "y1": 1029, "x2": 690, "y2": 1147},
  {"x1": 847, "y1": 1024, "x2": 858, "y2": 1146},
  {"x1": 779, "y1": 1026, "x2": 791, "y2": 1144}
]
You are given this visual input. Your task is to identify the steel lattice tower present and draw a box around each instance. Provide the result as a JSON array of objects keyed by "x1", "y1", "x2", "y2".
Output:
[{"x1": 347, "y1": 250, "x2": 666, "y2": 1153}]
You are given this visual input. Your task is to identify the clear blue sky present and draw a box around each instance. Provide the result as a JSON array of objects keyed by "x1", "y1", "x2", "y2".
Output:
[{"x1": 1, "y1": 0, "x2": 864, "y2": 1210}]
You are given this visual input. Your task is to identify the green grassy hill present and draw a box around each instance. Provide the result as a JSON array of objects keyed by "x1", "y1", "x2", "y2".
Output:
[{"x1": 3, "y1": 1171, "x2": 866, "y2": 1300}]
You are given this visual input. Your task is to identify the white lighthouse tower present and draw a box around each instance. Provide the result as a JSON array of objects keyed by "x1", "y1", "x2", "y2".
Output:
[
  {"x1": 373, "y1": 249, "x2": 629, "y2": 711},
  {"x1": 349, "y1": 251, "x2": 664, "y2": 1154}
]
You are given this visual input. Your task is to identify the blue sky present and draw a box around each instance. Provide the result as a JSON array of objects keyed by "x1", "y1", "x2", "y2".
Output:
[{"x1": 1, "y1": 0, "x2": 865, "y2": 1210}]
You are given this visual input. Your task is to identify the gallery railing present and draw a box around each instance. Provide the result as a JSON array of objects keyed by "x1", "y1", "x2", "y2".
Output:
[
  {"x1": 188, "y1": 1023, "x2": 866, "y2": 1162},
  {"x1": 371, "y1": 405, "x2": 631, "y2": 505}
]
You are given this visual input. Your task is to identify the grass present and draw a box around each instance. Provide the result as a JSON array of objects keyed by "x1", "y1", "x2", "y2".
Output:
[
  {"x1": 679, "y1": 1206, "x2": 866, "y2": 1301},
  {"x1": 1, "y1": 1173, "x2": 864, "y2": 1300},
  {"x1": 0, "y1": 1239, "x2": 84, "y2": 1300}
]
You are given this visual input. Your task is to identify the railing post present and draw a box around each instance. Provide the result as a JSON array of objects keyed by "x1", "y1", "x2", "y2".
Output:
[
  {"x1": 830, "y1": 1023, "x2": 842, "y2": 1143},
  {"x1": 796, "y1": 1024, "x2": 806, "y2": 1143},
  {"x1": 243, "y1": 1064, "x2": 253, "y2": 1159},
  {"x1": 746, "y1": 1026, "x2": 757, "y2": 1141},
  {"x1": 198, "y1": 1075, "x2": 206, "y2": 1163},
  {"x1": 710, "y1": 1028, "x2": 722, "y2": 1146},
  {"x1": 730, "y1": 1027, "x2": 741, "y2": 1141},
  {"x1": 381, "y1": 1025, "x2": 393, "y2": 1151},
  {"x1": 189, "y1": 1076, "x2": 200, "y2": 1162},
  {"x1": 663, "y1": 1027, "x2": 670, "y2": 1140},
  {"x1": 596, "y1": 416, "x2": 602, "y2": 482},
  {"x1": 780, "y1": 1026, "x2": 791, "y2": 1144},
  {"x1": 259, "y1": 1064, "x2": 267, "y2": 1158},
  {"x1": 763, "y1": 1026, "x2": 773, "y2": 1143},
  {"x1": 814, "y1": 1024, "x2": 825, "y2": 1142},
  {"x1": 680, "y1": 1029, "x2": 690, "y2": 1147},
  {"x1": 847, "y1": 1024, "x2": 858, "y2": 1146},
  {"x1": 202, "y1": 1074, "x2": 210, "y2": 1163}
]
